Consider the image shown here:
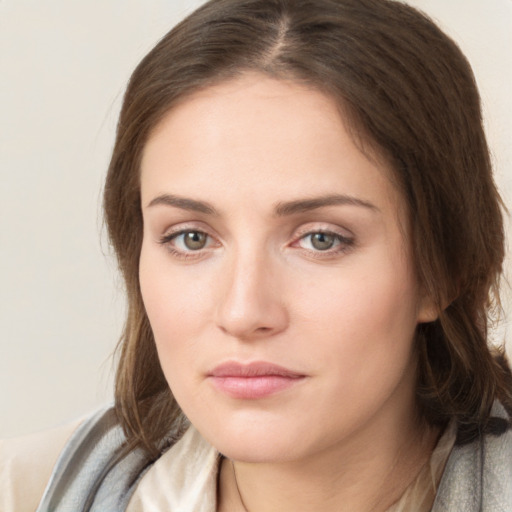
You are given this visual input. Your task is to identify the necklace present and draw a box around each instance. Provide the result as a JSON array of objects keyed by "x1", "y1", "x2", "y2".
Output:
[{"x1": 231, "y1": 460, "x2": 250, "y2": 512}]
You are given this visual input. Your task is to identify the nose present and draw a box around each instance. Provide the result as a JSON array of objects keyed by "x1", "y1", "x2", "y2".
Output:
[{"x1": 215, "y1": 250, "x2": 289, "y2": 341}]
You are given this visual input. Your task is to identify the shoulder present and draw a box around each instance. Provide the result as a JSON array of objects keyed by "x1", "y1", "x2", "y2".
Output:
[
  {"x1": 433, "y1": 403, "x2": 512, "y2": 512},
  {"x1": 481, "y1": 424, "x2": 512, "y2": 509},
  {"x1": 0, "y1": 418, "x2": 82, "y2": 512}
]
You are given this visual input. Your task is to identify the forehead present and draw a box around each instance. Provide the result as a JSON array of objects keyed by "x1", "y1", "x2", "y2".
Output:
[
  {"x1": 140, "y1": 73, "x2": 403, "y2": 220},
  {"x1": 143, "y1": 73, "x2": 346, "y2": 167}
]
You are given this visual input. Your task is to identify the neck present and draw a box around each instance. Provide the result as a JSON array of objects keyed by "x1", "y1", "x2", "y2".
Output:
[{"x1": 217, "y1": 408, "x2": 439, "y2": 512}]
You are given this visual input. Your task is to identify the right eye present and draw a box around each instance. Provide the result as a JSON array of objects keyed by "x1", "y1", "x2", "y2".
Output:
[
  {"x1": 159, "y1": 229, "x2": 217, "y2": 255},
  {"x1": 174, "y1": 230, "x2": 209, "y2": 251}
]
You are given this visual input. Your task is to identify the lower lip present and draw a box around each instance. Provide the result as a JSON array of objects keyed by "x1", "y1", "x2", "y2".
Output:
[{"x1": 209, "y1": 375, "x2": 304, "y2": 399}]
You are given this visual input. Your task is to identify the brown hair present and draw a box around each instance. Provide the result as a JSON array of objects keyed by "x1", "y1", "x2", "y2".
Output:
[{"x1": 104, "y1": 0, "x2": 512, "y2": 455}]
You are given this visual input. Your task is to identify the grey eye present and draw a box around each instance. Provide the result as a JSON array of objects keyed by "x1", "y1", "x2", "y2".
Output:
[
  {"x1": 309, "y1": 233, "x2": 336, "y2": 251},
  {"x1": 183, "y1": 231, "x2": 208, "y2": 250}
]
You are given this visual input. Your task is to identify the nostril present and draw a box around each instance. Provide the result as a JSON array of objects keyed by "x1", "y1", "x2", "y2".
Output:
[{"x1": 214, "y1": 276, "x2": 289, "y2": 339}]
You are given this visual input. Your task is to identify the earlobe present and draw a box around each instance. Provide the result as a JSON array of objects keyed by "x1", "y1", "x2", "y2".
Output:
[
  {"x1": 416, "y1": 293, "x2": 439, "y2": 324},
  {"x1": 417, "y1": 284, "x2": 457, "y2": 323}
]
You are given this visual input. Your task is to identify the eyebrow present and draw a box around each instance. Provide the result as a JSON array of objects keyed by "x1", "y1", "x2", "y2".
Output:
[
  {"x1": 147, "y1": 194, "x2": 218, "y2": 215},
  {"x1": 275, "y1": 194, "x2": 379, "y2": 216},
  {"x1": 146, "y1": 193, "x2": 378, "y2": 216}
]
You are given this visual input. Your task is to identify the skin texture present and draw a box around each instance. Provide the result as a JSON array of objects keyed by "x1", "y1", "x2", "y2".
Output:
[{"x1": 139, "y1": 73, "x2": 438, "y2": 511}]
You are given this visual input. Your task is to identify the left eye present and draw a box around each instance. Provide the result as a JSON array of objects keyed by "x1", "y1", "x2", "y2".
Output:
[{"x1": 298, "y1": 232, "x2": 346, "y2": 251}]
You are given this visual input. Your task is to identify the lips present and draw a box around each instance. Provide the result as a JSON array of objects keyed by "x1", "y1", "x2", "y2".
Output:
[{"x1": 208, "y1": 361, "x2": 306, "y2": 399}]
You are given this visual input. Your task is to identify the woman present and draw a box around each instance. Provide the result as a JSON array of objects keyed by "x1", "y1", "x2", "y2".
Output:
[{"x1": 2, "y1": 0, "x2": 511, "y2": 510}]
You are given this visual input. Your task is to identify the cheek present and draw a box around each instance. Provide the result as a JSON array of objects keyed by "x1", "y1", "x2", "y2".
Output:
[
  {"x1": 291, "y1": 252, "x2": 421, "y2": 387},
  {"x1": 292, "y1": 270, "x2": 420, "y2": 435},
  {"x1": 294, "y1": 255, "x2": 419, "y2": 341},
  {"x1": 139, "y1": 247, "x2": 214, "y2": 370}
]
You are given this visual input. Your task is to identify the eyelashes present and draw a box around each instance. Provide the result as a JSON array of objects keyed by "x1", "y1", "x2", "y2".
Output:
[{"x1": 158, "y1": 226, "x2": 355, "y2": 261}]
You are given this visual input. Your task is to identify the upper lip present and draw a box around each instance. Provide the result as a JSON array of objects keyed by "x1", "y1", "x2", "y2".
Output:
[{"x1": 209, "y1": 361, "x2": 305, "y2": 378}]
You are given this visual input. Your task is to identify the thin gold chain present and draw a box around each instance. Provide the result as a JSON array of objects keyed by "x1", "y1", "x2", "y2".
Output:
[{"x1": 231, "y1": 460, "x2": 250, "y2": 512}]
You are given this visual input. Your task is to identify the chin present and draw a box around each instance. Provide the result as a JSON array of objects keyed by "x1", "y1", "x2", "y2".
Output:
[
  {"x1": 192, "y1": 411, "x2": 317, "y2": 463},
  {"x1": 214, "y1": 433, "x2": 303, "y2": 463}
]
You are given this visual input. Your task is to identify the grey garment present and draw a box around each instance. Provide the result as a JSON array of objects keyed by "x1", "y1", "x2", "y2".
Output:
[
  {"x1": 35, "y1": 408, "x2": 152, "y2": 512},
  {"x1": 37, "y1": 406, "x2": 512, "y2": 512},
  {"x1": 432, "y1": 405, "x2": 512, "y2": 512}
]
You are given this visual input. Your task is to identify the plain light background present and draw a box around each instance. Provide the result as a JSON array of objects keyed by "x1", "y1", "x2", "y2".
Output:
[{"x1": 1, "y1": 0, "x2": 511, "y2": 438}]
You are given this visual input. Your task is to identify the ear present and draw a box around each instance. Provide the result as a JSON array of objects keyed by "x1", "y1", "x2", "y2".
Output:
[{"x1": 416, "y1": 291, "x2": 439, "y2": 324}]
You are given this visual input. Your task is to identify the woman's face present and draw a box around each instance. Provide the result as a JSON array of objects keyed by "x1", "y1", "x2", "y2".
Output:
[{"x1": 139, "y1": 73, "x2": 435, "y2": 463}]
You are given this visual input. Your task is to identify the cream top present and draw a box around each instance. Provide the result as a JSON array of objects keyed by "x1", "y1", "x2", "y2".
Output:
[{"x1": 0, "y1": 416, "x2": 456, "y2": 512}]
